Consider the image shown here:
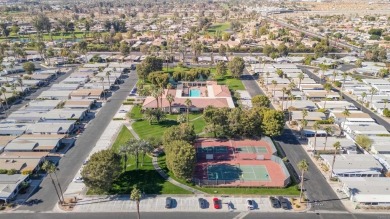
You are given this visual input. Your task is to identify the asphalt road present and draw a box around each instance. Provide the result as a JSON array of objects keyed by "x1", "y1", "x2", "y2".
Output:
[
  {"x1": 241, "y1": 70, "x2": 345, "y2": 211},
  {"x1": 1, "y1": 212, "x2": 389, "y2": 219},
  {"x1": 17, "y1": 71, "x2": 138, "y2": 212},
  {"x1": 300, "y1": 67, "x2": 390, "y2": 131},
  {"x1": 0, "y1": 67, "x2": 77, "y2": 117}
]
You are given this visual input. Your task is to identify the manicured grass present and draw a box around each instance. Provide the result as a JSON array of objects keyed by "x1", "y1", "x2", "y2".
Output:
[
  {"x1": 207, "y1": 22, "x2": 230, "y2": 34},
  {"x1": 128, "y1": 105, "x2": 143, "y2": 120},
  {"x1": 111, "y1": 125, "x2": 134, "y2": 151},
  {"x1": 131, "y1": 105, "x2": 206, "y2": 140},
  {"x1": 111, "y1": 155, "x2": 191, "y2": 195},
  {"x1": 92, "y1": 125, "x2": 192, "y2": 195},
  {"x1": 158, "y1": 155, "x2": 300, "y2": 196},
  {"x1": 210, "y1": 68, "x2": 245, "y2": 91}
]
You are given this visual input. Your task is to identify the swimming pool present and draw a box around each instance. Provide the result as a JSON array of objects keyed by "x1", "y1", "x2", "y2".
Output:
[{"x1": 189, "y1": 89, "x2": 201, "y2": 97}]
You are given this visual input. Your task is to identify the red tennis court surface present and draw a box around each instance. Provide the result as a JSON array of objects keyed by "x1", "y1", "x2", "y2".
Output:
[{"x1": 193, "y1": 138, "x2": 291, "y2": 188}]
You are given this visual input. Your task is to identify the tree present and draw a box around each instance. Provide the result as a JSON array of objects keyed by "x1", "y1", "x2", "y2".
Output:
[
  {"x1": 261, "y1": 110, "x2": 284, "y2": 137},
  {"x1": 119, "y1": 41, "x2": 130, "y2": 56},
  {"x1": 81, "y1": 149, "x2": 121, "y2": 193},
  {"x1": 251, "y1": 95, "x2": 270, "y2": 108},
  {"x1": 323, "y1": 127, "x2": 333, "y2": 151},
  {"x1": 22, "y1": 62, "x2": 35, "y2": 74},
  {"x1": 300, "y1": 119, "x2": 308, "y2": 139},
  {"x1": 137, "y1": 56, "x2": 163, "y2": 81},
  {"x1": 281, "y1": 87, "x2": 287, "y2": 111},
  {"x1": 298, "y1": 159, "x2": 309, "y2": 202},
  {"x1": 312, "y1": 122, "x2": 320, "y2": 153},
  {"x1": 323, "y1": 83, "x2": 332, "y2": 110},
  {"x1": 341, "y1": 72, "x2": 348, "y2": 91},
  {"x1": 361, "y1": 92, "x2": 367, "y2": 110},
  {"x1": 228, "y1": 57, "x2": 245, "y2": 78},
  {"x1": 42, "y1": 160, "x2": 64, "y2": 205},
  {"x1": 1, "y1": 87, "x2": 9, "y2": 116},
  {"x1": 271, "y1": 80, "x2": 277, "y2": 97},
  {"x1": 164, "y1": 140, "x2": 196, "y2": 181},
  {"x1": 106, "y1": 71, "x2": 112, "y2": 88},
  {"x1": 163, "y1": 123, "x2": 196, "y2": 145},
  {"x1": 185, "y1": 98, "x2": 192, "y2": 122},
  {"x1": 276, "y1": 69, "x2": 284, "y2": 78},
  {"x1": 330, "y1": 141, "x2": 341, "y2": 179},
  {"x1": 298, "y1": 73, "x2": 304, "y2": 90},
  {"x1": 216, "y1": 62, "x2": 227, "y2": 77},
  {"x1": 369, "y1": 87, "x2": 378, "y2": 108},
  {"x1": 166, "y1": 94, "x2": 175, "y2": 114},
  {"x1": 355, "y1": 59, "x2": 363, "y2": 68},
  {"x1": 76, "y1": 41, "x2": 88, "y2": 63},
  {"x1": 355, "y1": 135, "x2": 373, "y2": 151},
  {"x1": 131, "y1": 185, "x2": 142, "y2": 219},
  {"x1": 32, "y1": 13, "x2": 51, "y2": 34},
  {"x1": 341, "y1": 108, "x2": 350, "y2": 133}
]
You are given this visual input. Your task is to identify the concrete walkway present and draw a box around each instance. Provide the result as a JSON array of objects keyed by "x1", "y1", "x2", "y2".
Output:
[{"x1": 125, "y1": 119, "x2": 206, "y2": 195}]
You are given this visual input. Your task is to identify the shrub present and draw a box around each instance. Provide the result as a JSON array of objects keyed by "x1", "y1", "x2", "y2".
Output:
[
  {"x1": 7, "y1": 169, "x2": 18, "y2": 175},
  {"x1": 0, "y1": 169, "x2": 7, "y2": 174},
  {"x1": 21, "y1": 170, "x2": 32, "y2": 175}
]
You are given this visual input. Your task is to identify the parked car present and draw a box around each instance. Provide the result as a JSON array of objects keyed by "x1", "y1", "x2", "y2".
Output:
[
  {"x1": 278, "y1": 196, "x2": 289, "y2": 210},
  {"x1": 198, "y1": 198, "x2": 206, "y2": 209},
  {"x1": 246, "y1": 199, "x2": 254, "y2": 210},
  {"x1": 165, "y1": 197, "x2": 173, "y2": 209},
  {"x1": 270, "y1": 196, "x2": 280, "y2": 208},
  {"x1": 213, "y1": 198, "x2": 220, "y2": 209},
  {"x1": 73, "y1": 177, "x2": 84, "y2": 183}
]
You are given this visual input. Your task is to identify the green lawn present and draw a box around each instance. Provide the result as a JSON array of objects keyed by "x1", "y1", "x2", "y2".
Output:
[
  {"x1": 95, "y1": 125, "x2": 192, "y2": 195},
  {"x1": 210, "y1": 68, "x2": 245, "y2": 91},
  {"x1": 207, "y1": 22, "x2": 230, "y2": 34},
  {"x1": 128, "y1": 105, "x2": 143, "y2": 120},
  {"x1": 131, "y1": 106, "x2": 206, "y2": 140},
  {"x1": 158, "y1": 155, "x2": 299, "y2": 196},
  {"x1": 111, "y1": 155, "x2": 191, "y2": 195},
  {"x1": 111, "y1": 126, "x2": 134, "y2": 151}
]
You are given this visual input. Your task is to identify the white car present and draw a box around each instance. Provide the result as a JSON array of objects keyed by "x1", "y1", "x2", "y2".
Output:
[
  {"x1": 73, "y1": 177, "x2": 84, "y2": 183},
  {"x1": 246, "y1": 199, "x2": 254, "y2": 210}
]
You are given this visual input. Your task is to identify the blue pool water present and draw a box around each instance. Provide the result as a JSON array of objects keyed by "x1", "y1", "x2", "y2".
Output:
[{"x1": 189, "y1": 89, "x2": 201, "y2": 97}]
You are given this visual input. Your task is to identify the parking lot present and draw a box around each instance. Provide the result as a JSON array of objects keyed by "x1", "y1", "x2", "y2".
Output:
[{"x1": 72, "y1": 195, "x2": 297, "y2": 212}]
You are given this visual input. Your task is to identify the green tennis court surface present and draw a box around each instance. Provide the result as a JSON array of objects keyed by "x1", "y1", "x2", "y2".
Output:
[
  {"x1": 197, "y1": 146, "x2": 229, "y2": 153},
  {"x1": 207, "y1": 164, "x2": 270, "y2": 181},
  {"x1": 236, "y1": 146, "x2": 268, "y2": 154}
]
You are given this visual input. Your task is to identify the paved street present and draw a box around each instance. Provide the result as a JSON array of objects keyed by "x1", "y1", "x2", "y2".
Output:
[
  {"x1": 0, "y1": 67, "x2": 77, "y2": 117},
  {"x1": 72, "y1": 195, "x2": 290, "y2": 213},
  {"x1": 1, "y1": 212, "x2": 390, "y2": 219},
  {"x1": 300, "y1": 66, "x2": 390, "y2": 131},
  {"x1": 240, "y1": 70, "x2": 345, "y2": 211},
  {"x1": 17, "y1": 71, "x2": 138, "y2": 212}
]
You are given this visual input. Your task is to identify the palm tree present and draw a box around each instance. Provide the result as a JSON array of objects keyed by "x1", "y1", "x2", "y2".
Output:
[
  {"x1": 184, "y1": 98, "x2": 192, "y2": 122},
  {"x1": 369, "y1": 87, "x2": 378, "y2": 108},
  {"x1": 0, "y1": 87, "x2": 8, "y2": 115},
  {"x1": 271, "y1": 80, "x2": 277, "y2": 97},
  {"x1": 126, "y1": 139, "x2": 143, "y2": 170},
  {"x1": 17, "y1": 77, "x2": 24, "y2": 95},
  {"x1": 361, "y1": 92, "x2": 367, "y2": 111},
  {"x1": 151, "y1": 86, "x2": 161, "y2": 109},
  {"x1": 384, "y1": 99, "x2": 389, "y2": 109},
  {"x1": 100, "y1": 77, "x2": 106, "y2": 100},
  {"x1": 281, "y1": 87, "x2": 287, "y2": 111},
  {"x1": 298, "y1": 72, "x2": 304, "y2": 89},
  {"x1": 341, "y1": 108, "x2": 350, "y2": 133},
  {"x1": 288, "y1": 81, "x2": 296, "y2": 91},
  {"x1": 330, "y1": 141, "x2": 341, "y2": 179},
  {"x1": 298, "y1": 159, "x2": 309, "y2": 202},
  {"x1": 323, "y1": 83, "x2": 332, "y2": 110},
  {"x1": 323, "y1": 127, "x2": 333, "y2": 151},
  {"x1": 332, "y1": 71, "x2": 338, "y2": 82},
  {"x1": 300, "y1": 119, "x2": 308, "y2": 139},
  {"x1": 106, "y1": 71, "x2": 111, "y2": 88},
  {"x1": 131, "y1": 185, "x2": 142, "y2": 219},
  {"x1": 166, "y1": 94, "x2": 175, "y2": 114},
  {"x1": 312, "y1": 122, "x2": 320, "y2": 153},
  {"x1": 265, "y1": 72, "x2": 270, "y2": 88},
  {"x1": 341, "y1": 72, "x2": 348, "y2": 91},
  {"x1": 119, "y1": 144, "x2": 131, "y2": 171},
  {"x1": 140, "y1": 140, "x2": 153, "y2": 167},
  {"x1": 42, "y1": 160, "x2": 64, "y2": 205}
]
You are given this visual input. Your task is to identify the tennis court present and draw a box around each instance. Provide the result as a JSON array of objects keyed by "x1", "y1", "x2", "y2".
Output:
[
  {"x1": 197, "y1": 146, "x2": 229, "y2": 153},
  {"x1": 236, "y1": 146, "x2": 268, "y2": 154},
  {"x1": 207, "y1": 164, "x2": 270, "y2": 182}
]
